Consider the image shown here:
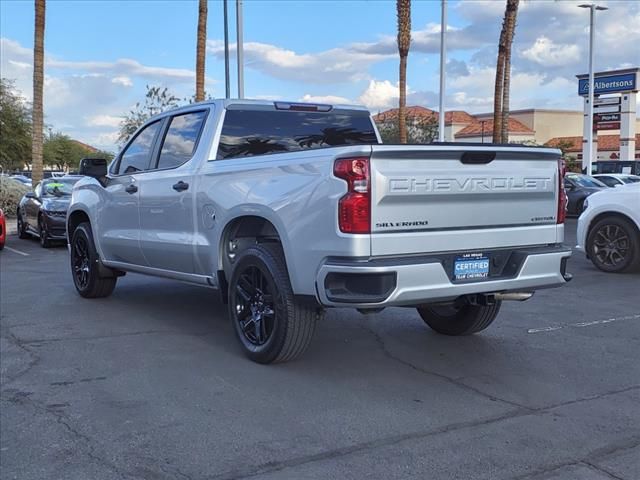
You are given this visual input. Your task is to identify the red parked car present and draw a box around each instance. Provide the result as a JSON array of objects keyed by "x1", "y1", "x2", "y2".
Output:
[{"x1": 0, "y1": 208, "x2": 6, "y2": 250}]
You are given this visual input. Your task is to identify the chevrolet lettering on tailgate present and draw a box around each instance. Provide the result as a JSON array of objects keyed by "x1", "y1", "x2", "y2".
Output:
[{"x1": 388, "y1": 176, "x2": 553, "y2": 194}]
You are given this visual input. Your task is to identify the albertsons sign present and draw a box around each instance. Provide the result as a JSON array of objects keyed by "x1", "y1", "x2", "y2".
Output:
[{"x1": 579, "y1": 73, "x2": 636, "y2": 95}]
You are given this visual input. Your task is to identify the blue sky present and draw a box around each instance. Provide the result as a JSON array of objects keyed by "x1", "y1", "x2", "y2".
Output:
[{"x1": 1, "y1": 0, "x2": 639, "y2": 151}]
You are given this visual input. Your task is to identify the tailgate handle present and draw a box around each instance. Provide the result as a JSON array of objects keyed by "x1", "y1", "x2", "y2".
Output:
[{"x1": 460, "y1": 152, "x2": 496, "y2": 164}]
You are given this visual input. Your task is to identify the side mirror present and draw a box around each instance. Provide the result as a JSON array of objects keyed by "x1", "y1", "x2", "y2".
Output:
[
  {"x1": 25, "y1": 192, "x2": 36, "y2": 199},
  {"x1": 564, "y1": 183, "x2": 575, "y2": 191},
  {"x1": 79, "y1": 158, "x2": 108, "y2": 178}
]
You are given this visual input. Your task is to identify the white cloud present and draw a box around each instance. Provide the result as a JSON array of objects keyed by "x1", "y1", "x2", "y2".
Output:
[
  {"x1": 299, "y1": 94, "x2": 353, "y2": 105},
  {"x1": 207, "y1": 40, "x2": 390, "y2": 84},
  {"x1": 358, "y1": 80, "x2": 406, "y2": 110},
  {"x1": 521, "y1": 37, "x2": 581, "y2": 67},
  {"x1": 112, "y1": 76, "x2": 133, "y2": 87},
  {"x1": 87, "y1": 115, "x2": 123, "y2": 128}
]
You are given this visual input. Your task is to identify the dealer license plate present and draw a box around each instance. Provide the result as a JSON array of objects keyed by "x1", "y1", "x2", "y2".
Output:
[{"x1": 454, "y1": 253, "x2": 490, "y2": 281}]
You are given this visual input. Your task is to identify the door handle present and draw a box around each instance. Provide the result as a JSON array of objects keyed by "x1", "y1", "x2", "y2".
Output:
[
  {"x1": 172, "y1": 181, "x2": 189, "y2": 192},
  {"x1": 125, "y1": 184, "x2": 138, "y2": 194}
]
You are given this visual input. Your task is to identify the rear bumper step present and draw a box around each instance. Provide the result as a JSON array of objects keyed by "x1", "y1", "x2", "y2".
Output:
[{"x1": 316, "y1": 244, "x2": 572, "y2": 307}]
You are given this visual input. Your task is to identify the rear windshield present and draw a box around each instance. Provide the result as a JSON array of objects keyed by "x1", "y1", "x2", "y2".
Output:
[{"x1": 216, "y1": 109, "x2": 378, "y2": 160}]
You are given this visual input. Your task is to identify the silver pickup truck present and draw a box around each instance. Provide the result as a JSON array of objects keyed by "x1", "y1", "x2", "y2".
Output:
[{"x1": 68, "y1": 99, "x2": 572, "y2": 363}]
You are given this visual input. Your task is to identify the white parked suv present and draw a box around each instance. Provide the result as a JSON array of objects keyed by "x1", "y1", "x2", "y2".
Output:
[{"x1": 577, "y1": 183, "x2": 640, "y2": 273}]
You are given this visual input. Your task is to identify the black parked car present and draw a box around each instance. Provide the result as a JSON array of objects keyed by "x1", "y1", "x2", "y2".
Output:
[
  {"x1": 563, "y1": 173, "x2": 607, "y2": 216},
  {"x1": 16, "y1": 176, "x2": 81, "y2": 247}
]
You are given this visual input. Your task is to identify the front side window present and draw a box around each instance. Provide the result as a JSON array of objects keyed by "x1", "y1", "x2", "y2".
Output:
[
  {"x1": 216, "y1": 109, "x2": 378, "y2": 160},
  {"x1": 157, "y1": 111, "x2": 207, "y2": 170},
  {"x1": 117, "y1": 121, "x2": 162, "y2": 174}
]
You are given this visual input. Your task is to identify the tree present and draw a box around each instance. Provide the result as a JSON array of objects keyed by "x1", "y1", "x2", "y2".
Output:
[
  {"x1": 500, "y1": 0, "x2": 519, "y2": 143},
  {"x1": 118, "y1": 85, "x2": 180, "y2": 145},
  {"x1": 492, "y1": 5, "x2": 507, "y2": 143},
  {"x1": 375, "y1": 112, "x2": 437, "y2": 144},
  {"x1": 195, "y1": 0, "x2": 207, "y2": 102},
  {"x1": 32, "y1": 0, "x2": 45, "y2": 187},
  {"x1": 396, "y1": 0, "x2": 411, "y2": 144},
  {"x1": 0, "y1": 79, "x2": 32, "y2": 172}
]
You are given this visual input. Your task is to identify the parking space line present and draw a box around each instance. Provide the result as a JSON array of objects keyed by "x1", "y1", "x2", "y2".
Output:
[
  {"x1": 527, "y1": 314, "x2": 640, "y2": 334},
  {"x1": 4, "y1": 246, "x2": 30, "y2": 257}
]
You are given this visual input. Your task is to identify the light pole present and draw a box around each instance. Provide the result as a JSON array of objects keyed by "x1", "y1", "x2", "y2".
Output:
[
  {"x1": 579, "y1": 3, "x2": 608, "y2": 175},
  {"x1": 236, "y1": 0, "x2": 244, "y2": 99},
  {"x1": 438, "y1": 0, "x2": 447, "y2": 142},
  {"x1": 223, "y1": 0, "x2": 230, "y2": 98}
]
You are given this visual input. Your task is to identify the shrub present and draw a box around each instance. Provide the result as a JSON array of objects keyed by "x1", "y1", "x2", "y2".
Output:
[{"x1": 0, "y1": 176, "x2": 30, "y2": 215}]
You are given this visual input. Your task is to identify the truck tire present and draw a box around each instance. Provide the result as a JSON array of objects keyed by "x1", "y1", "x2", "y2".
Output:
[
  {"x1": 417, "y1": 301, "x2": 502, "y2": 336},
  {"x1": 586, "y1": 216, "x2": 640, "y2": 273},
  {"x1": 70, "y1": 222, "x2": 117, "y2": 298},
  {"x1": 228, "y1": 243, "x2": 321, "y2": 364}
]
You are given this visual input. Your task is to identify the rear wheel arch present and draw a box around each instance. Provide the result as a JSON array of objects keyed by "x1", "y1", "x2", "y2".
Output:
[{"x1": 219, "y1": 216, "x2": 286, "y2": 292}]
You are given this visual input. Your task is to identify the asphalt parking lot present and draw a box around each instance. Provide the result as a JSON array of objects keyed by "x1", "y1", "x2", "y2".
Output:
[{"x1": 1, "y1": 219, "x2": 638, "y2": 480}]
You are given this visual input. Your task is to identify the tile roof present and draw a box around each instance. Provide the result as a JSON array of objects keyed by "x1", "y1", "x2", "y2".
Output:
[
  {"x1": 373, "y1": 106, "x2": 477, "y2": 125},
  {"x1": 545, "y1": 134, "x2": 640, "y2": 152},
  {"x1": 455, "y1": 118, "x2": 534, "y2": 138},
  {"x1": 373, "y1": 106, "x2": 435, "y2": 122},
  {"x1": 71, "y1": 139, "x2": 99, "y2": 153}
]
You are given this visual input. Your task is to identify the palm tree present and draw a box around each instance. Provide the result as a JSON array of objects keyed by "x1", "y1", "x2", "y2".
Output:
[
  {"x1": 397, "y1": 0, "x2": 411, "y2": 144},
  {"x1": 32, "y1": 0, "x2": 45, "y2": 187},
  {"x1": 492, "y1": 8, "x2": 507, "y2": 143},
  {"x1": 195, "y1": 0, "x2": 207, "y2": 102},
  {"x1": 500, "y1": 0, "x2": 519, "y2": 143}
]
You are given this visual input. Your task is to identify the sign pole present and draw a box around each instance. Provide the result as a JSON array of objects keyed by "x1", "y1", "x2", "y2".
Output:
[
  {"x1": 586, "y1": 6, "x2": 595, "y2": 175},
  {"x1": 438, "y1": 0, "x2": 447, "y2": 142}
]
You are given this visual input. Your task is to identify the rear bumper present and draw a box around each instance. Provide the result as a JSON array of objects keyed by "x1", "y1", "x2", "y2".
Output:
[{"x1": 316, "y1": 244, "x2": 572, "y2": 308}]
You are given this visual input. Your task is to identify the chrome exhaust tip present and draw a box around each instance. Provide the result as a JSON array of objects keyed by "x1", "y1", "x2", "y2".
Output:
[{"x1": 494, "y1": 292, "x2": 534, "y2": 302}]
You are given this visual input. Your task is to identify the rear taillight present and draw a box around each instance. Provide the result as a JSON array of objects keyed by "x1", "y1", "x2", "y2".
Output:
[
  {"x1": 557, "y1": 158, "x2": 567, "y2": 224},
  {"x1": 334, "y1": 157, "x2": 371, "y2": 234}
]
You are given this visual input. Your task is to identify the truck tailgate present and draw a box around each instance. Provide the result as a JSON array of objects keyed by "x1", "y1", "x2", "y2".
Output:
[{"x1": 369, "y1": 145, "x2": 562, "y2": 256}]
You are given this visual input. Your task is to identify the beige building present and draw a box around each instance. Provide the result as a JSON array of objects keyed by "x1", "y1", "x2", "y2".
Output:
[{"x1": 374, "y1": 106, "x2": 640, "y2": 164}]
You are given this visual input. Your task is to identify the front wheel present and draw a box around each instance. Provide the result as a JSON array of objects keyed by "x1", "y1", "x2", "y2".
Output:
[
  {"x1": 70, "y1": 222, "x2": 117, "y2": 298},
  {"x1": 586, "y1": 216, "x2": 640, "y2": 273},
  {"x1": 17, "y1": 213, "x2": 29, "y2": 239},
  {"x1": 228, "y1": 243, "x2": 321, "y2": 364},
  {"x1": 39, "y1": 217, "x2": 52, "y2": 248},
  {"x1": 417, "y1": 301, "x2": 502, "y2": 336}
]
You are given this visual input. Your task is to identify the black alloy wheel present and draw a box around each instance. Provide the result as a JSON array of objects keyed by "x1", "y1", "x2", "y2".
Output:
[
  {"x1": 587, "y1": 216, "x2": 640, "y2": 273},
  {"x1": 72, "y1": 232, "x2": 91, "y2": 290},
  {"x1": 17, "y1": 213, "x2": 29, "y2": 239},
  {"x1": 39, "y1": 217, "x2": 51, "y2": 248},
  {"x1": 70, "y1": 222, "x2": 117, "y2": 298},
  {"x1": 234, "y1": 264, "x2": 277, "y2": 346}
]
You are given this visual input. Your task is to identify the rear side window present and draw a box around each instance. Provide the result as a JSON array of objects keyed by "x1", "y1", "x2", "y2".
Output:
[
  {"x1": 216, "y1": 109, "x2": 378, "y2": 160},
  {"x1": 117, "y1": 121, "x2": 162, "y2": 174},
  {"x1": 157, "y1": 111, "x2": 207, "y2": 170}
]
